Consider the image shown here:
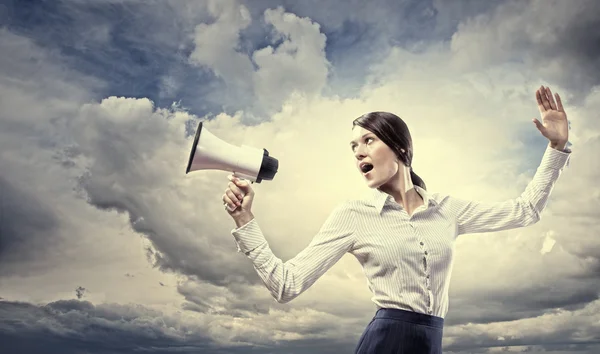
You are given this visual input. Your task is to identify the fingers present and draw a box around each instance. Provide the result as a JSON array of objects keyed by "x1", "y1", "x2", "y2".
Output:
[
  {"x1": 222, "y1": 194, "x2": 238, "y2": 212},
  {"x1": 223, "y1": 175, "x2": 249, "y2": 212},
  {"x1": 223, "y1": 175, "x2": 253, "y2": 213},
  {"x1": 228, "y1": 175, "x2": 250, "y2": 192},
  {"x1": 536, "y1": 89, "x2": 546, "y2": 112},
  {"x1": 545, "y1": 86, "x2": 557, "y2": 110},
  {"x1": 537, "y1": 85, "x2": 563, "y2": 112},
  {"x1": 538, "y1": 85, "x2": 551, "y2": 111},
  {"x1": 227, "y1": 181, "x2": 245, "y2": 200},
  {"x1": 225, "y1": 189, "x2": 242, "y2": 207},
  {"x1": 555, "y1": 92, "x2": 564, "y2": 112}
]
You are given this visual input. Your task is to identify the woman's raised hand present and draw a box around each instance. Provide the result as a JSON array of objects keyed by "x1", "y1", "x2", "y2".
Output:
[{"x1": 533, "y1": 85, "x2": 569, "y2": 150}]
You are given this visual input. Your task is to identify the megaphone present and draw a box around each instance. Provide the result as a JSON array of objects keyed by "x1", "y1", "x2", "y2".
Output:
[{"x1": 185, "y1": 121, "x2": 279, "y2": 184}]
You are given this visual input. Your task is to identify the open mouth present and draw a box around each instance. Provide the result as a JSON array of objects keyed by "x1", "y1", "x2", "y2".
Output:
[{"x1": 360, "y1": 163, "x2": 374, "y2": 175}]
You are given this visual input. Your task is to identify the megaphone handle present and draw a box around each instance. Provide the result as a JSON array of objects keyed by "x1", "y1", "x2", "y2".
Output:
[{"x1": 232, "y1": 171, "x2": 255, "y2": 184}]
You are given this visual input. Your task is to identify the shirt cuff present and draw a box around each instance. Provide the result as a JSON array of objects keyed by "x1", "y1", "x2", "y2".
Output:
[
  {"x1": 541, "y1": 144, "x2": 572, "y2": 169},
  {"x1": 231, "y1": 218, "x2": 267, "y2": 254}
]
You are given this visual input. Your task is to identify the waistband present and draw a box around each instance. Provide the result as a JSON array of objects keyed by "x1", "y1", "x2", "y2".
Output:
[{"x1": 374, "y1": 308, "x2": 444, "y2": 329}]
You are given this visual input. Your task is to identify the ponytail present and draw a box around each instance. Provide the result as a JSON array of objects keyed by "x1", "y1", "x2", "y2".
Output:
[{"x1": 410, "y1": 169, "x2": 427, "y2": 191}]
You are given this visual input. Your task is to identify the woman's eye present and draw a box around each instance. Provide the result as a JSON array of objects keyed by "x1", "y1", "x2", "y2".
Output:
[{"x1": 351, "y1": 138, "x2": 373, "y2": 151}]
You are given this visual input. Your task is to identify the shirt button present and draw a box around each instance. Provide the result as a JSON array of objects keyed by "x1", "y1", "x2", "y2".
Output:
[
  {"x1": 424, "y1": 251, "x2": 428, "y2": 255},
  {"x1": 420, "y1": 241, "x2": 424, "y2": 246}
]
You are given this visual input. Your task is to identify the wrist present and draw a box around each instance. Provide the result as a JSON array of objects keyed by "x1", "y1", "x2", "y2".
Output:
[
  {"x1": 233, "y1": 212, "x2": 255, "y2": 228},
  {"x1": 549, "y1": 140, "x2": 567, "y2": 151}
]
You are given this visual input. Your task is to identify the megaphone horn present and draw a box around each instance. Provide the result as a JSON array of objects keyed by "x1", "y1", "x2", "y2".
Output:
[{"x1": 185, "y1": 121, "x2": 279, "y2": 183}]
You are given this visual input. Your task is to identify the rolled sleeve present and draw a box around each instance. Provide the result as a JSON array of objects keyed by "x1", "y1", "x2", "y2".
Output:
[{"x1": 541, "y1": 145, "x2": 572, "y2": 170}]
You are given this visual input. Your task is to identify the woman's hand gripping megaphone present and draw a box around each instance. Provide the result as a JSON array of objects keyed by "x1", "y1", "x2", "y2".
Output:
[{"x1": 223, "y1": 174, "x2": 255, "y2": 216}]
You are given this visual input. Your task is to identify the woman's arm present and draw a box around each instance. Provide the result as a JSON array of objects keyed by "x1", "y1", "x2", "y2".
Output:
[
  {"x1": 448, "y1": 144, "x2": 571, "y2": 236},
  {"x1": 230, "y1": 203, "x2": 356, "y2": 304},
  {"x1": 448, "y1": 85, "x2": 572, "y2": 236}
]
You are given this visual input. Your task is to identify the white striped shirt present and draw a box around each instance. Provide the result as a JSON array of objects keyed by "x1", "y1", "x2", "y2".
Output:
[{"x1": 231, "y1": 145, "x2": 572, "y2": 318}]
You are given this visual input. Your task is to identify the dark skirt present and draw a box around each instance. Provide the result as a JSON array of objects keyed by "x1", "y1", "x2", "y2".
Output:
[{"x1": 354, "y1": 308, "x2": 444, "y2": 354}]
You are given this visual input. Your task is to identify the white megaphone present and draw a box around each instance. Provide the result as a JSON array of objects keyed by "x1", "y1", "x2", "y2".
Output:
[{"x1": 186, "y1": 121, "x2": 279, "y2": 210}]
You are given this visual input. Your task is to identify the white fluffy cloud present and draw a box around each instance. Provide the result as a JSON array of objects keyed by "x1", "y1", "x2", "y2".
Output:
[
  {"x1": 189, "y1": 2, "x2": 329, "y2": 117},
  {"x1": 189, "y1": 0, "x2": 254, "y2": 91}
]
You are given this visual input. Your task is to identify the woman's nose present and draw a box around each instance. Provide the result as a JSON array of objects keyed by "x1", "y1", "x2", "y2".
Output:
[
  {"x1": 354, "y1": 150, "x2": 364, "y2": 159},
  {"x1": 354, "y1": 146, "x2": 367, "y2": 159}
]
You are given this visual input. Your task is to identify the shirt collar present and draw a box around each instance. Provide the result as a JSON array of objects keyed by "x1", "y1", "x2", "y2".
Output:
[{"x1": 368, "y1": 185, "x2": 437, "y2": 215}]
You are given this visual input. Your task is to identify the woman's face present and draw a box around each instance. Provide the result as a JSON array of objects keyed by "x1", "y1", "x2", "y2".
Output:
[{"x1": 350, "y1": 126, "x2": 401, "y2": 189}]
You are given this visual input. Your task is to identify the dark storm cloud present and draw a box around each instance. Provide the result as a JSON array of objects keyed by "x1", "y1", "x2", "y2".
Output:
[
  {"x1": 0, "y1": 27, "x2": 103, "y2": 274},
  {"x1": 450, "y1": 0, "x2": 600, "y2": 102},
  {"x1": 0, "y1": 176, "x2": 60, "y2": 276},
  {"x1": 443, "y1": 328, "x2": 600, "y2": 354},
  {"x1": 0, "y1": 300, "x2": 216, "y2": 354},
  {"x1": 0, "y1": 299, "x2": 360, "y2": 354},
  {"x1": 4, "y1": 297, "x2": 597, "y2": 353},
  {"x1": 0, "y1": 0, "x2": 230, "y2": 117},
  {"x1": 446, "y1": 281, "x2": 600, "y2": 326},
  {"x1": 532, "y1": 1, "x2": 600, "y2": 95}
]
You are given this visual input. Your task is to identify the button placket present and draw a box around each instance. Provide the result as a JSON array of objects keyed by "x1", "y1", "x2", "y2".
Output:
[
  {"x1": 414, "y1": 220, "x2": 432, "y2": 314},
  {"x1": 427, "y1": 288, "x2": 434, "y2": 314}
]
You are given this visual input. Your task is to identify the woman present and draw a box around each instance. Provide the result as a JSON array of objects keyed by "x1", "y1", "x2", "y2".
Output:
[{"x1": 222, "y1": 85, "x2": 572, "y2": 353}]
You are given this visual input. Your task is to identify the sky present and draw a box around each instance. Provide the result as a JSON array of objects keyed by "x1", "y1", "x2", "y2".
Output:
[{"x1": 1, "y1": 0, "x2": 600, "y2": 353}]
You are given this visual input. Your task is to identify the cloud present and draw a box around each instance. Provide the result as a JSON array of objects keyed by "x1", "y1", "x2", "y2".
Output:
[
  {"x1": 252, "y1": 7, "x2": 329, "y2": 112},
  {"x1": 442, "y1": 298, "x2": 600, "y2": 353},
  {"x1": 1, "y1": 296, "x2": 599, "y2": 353},
  {"x1": 0, "y1": 300, "x2": 217, "y2": 354},
  {"x1": 0, "y1": 29, "x2": 188, "y2": 310},
  {"x1": 66, "y1": 97, "x2": 272, "y2": 289},
  {"x1": 449, "y1": 0, "x2": 600, "y2": 100},
  {"x1": 0, "y1": 29, "x2": 104, "y2": 277},
  {"x1": 189, "y1": 2, "x2": 329, "y2": 118},
  {"x1": 0, "y1": 175, "x2": 61, "y2": 276},
  {"x1": 189, "y1": 0, "x2": 254, "y2": 94},
  {"x1": 2, "y1": 1, "x2": 600, "y2": 352},
  {"x1": 0, "y1": 299, "x2": 366, "y2": 353}
]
